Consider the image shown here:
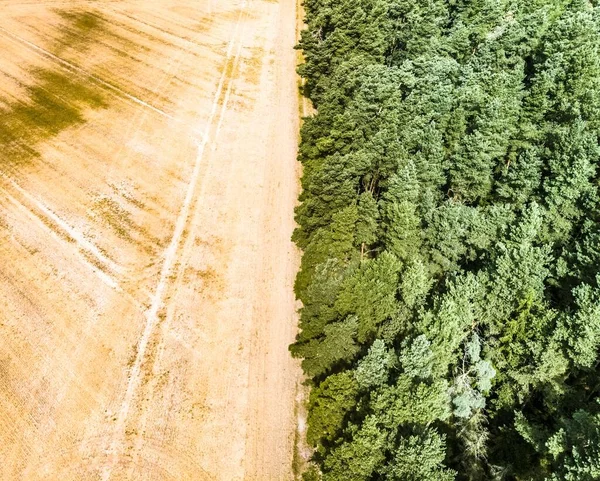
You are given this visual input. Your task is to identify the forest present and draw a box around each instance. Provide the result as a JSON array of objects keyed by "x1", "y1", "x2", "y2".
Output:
[{"x1": 291, "y1": 0, "x2": 600, "y2": 479}]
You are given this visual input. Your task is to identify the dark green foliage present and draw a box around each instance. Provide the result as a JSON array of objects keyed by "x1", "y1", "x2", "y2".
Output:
[
  {"x1": 291, "y1": 315, "x2": 361, "y2": 378},
  {"x1": 292, "y1": 0, "x2": 600, "y2": 479},
  {"x1": 295, "y1": 205, "x2": 358, "y2": 296}
]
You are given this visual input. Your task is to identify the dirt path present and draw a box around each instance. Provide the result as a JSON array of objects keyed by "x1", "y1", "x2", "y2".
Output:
[{"x1": 0, "y1": 0, "x2": 301, "y2": 479}]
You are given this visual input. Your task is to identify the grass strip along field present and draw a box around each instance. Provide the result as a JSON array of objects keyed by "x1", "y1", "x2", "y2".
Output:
[
  {"x1": 0, "y1": 12, "x2": 109, "y2": 166},
  {"x1": 292, "y1": 1, "x2": 600, "y2": 480}
]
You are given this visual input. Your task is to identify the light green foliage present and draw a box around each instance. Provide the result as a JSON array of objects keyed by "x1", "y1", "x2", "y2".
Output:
[
  {"x1": 492, "y1": 295, "x2": 568, "y2": 408},
  {"x1": 307, "y1": 371, "x2": 360, "y2": 446},
  {"x1": 545, "y1": 410, "x2": 600, "y2": 481},
  {"x1": 355, "y1": 339, "x2": 395, "y2": 389},
  {"x1": 302, "y1": 465, "x2": 322, "y2": 481},
  {"x1": 381, "y1": 199, "x2": 421, "y2": 262},
  {"x1": 518, "y1": 409, "x2": 600, "y2": 481},
  {"x1": 560, "y1": 280, "x2": 600, "y2": 369},
  {"x1": 334, "y1": 252, "x2": 401, "y2": 342},
  {"x1": 541, "y1": 124, "x2": 599, "y2": 243},
  {"x1": 419, "y1": 273, "x2": 486, "y2": 376},
  {"x1": 385, "y1": 429, "x2": 456, "y2": 481},
  {"x1": 356, "y1": 192, "x2": 380, "y2": 248},
  {"x1": 322, "y1": 416, "x2": 388, "y2": 481},
  {"x1": 399, "y1": 259, "x2": 433, "y2": 309},
  {"x1": 484, "y1": 203, "x2": 552, "y2": 328},
  {"x1": 380, "y1": 163, "x2": 422, "y2": 261},
  {"x1": 370, "y1": 375, "x2": 451, "y2": 428},
  {"x1": 400, "y1": 335, "x2": 434, "y2": 379},
  {"x1": 450, "y1": 335, "x2": 495, "y2": 419}
]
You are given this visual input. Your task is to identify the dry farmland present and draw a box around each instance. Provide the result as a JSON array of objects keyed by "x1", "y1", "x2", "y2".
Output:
[{"x1": 0, "y1": 0, "x2": 301, "y2": 479}]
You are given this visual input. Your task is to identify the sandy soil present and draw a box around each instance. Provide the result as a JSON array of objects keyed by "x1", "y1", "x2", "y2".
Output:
[{"x1": 0, "y1": 0, "x2": 301, "y2": 479}]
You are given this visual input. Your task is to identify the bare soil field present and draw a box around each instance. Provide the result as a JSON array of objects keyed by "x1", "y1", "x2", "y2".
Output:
[{"x1": 0, "y1": 0, "x2": 301, "y2": 479}]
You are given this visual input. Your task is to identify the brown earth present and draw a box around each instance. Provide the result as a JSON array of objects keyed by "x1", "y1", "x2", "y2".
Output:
[{"x1": 0, "y1": 0, "x2": 302, "y2": 479}]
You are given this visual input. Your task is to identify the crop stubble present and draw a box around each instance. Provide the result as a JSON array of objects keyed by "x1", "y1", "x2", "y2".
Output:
[{"x1": 0, "y1": 0, "x2": 301, "y2": 479}]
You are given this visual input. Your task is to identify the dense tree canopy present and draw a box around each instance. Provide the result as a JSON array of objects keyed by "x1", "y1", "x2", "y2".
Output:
[{"x1": 292, "y1": 0, "x2": 600, "y2": 479}]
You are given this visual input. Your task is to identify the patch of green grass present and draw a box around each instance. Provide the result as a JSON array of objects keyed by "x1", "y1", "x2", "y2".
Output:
[
  {"x1": 52, "y1": 10, "x2": 109, "y2": 58},
  {"x1": 56, "y1": 9, "x2": 141, "y2": 63},
  {"x1": 0, "y1": 69, "x2": 107, "y2": 165},
  {"x1": 58, "y1": 10, "x2": 102, "y2": 34},
  {"x1": 0, "y1": 9, "x2": 110, "y2": 166}
]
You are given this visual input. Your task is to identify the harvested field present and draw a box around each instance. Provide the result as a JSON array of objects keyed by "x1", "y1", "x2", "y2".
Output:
[{"x1": 0, "y1": 0, "x2": 301, "y2": 479}]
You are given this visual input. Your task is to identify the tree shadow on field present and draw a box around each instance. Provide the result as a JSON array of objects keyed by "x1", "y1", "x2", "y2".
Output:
[{"x1": 0, "y1": 10, "x2": 114, "y2": 166}]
